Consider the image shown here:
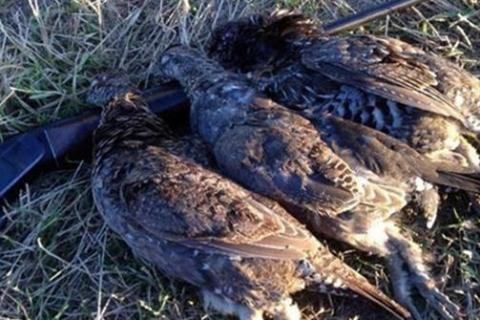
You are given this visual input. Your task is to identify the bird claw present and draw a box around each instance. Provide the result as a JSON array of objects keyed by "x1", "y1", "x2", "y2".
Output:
[
  {"x1": 425, "y1": 212, "x2": 437, "y2": 229},
  {"x1": 409, "y1": 271, "x2": 461, "y2": 320},
  {"x1": 413, "y1": 188, "x2": 440, "y2": 229},
  {"x1": 387, "y1": 239, "x2": 461, "y2": 320},
  {"x1": 415, "y1": 281, "x2": 461, "y2": 320},
  {"x1": 468, "y1": 192, "x2": 480, "y2": 216},
  {"x1": 390, "y1": 269, "x2": 461, "y2": 320}
]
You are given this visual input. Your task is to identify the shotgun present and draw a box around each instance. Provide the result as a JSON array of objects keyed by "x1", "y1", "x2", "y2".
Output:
[
  {"x1": 0, "y1": 82, "x2": 188, "y2": 199},
  {"x1": 0, "y1": 0, "x2": 427, "y2": 205}
]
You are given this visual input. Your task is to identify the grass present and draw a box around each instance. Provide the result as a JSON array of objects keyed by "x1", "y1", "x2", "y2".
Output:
[{"x1": 0, "y1": 0, "x2": 479, "y2": 319}]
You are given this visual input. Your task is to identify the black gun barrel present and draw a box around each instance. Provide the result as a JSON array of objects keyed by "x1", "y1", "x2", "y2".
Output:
[{"x1": 323, "y1": 0, "x2": 427, "y2": 35}]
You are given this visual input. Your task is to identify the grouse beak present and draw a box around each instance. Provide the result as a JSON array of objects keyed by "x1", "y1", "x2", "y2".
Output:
[{"x1": 161, "y1": 42, "x2": 184, "y2": 56}]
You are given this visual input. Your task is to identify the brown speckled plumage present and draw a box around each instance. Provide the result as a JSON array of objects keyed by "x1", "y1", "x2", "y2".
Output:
[
  {"x1": 157, "y1": 46, "x2": 480, "y2": 320},
  {"x1": 208, "y1": 13, "x2": 480, "y2": 174},
  {"x1": 89, "y1": 74, "x2": 409, "y2": 320}
]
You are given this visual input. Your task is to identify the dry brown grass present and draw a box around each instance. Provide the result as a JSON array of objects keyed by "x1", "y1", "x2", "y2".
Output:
[{"x1": 0, "y1": 0, "x2": 479, "y2": 319}]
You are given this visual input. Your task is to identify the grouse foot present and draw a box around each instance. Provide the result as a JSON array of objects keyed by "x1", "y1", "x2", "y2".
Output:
[
  {"x1": 202, "y1": 290, "x2": 301, "y2": 320},
  {"x1": 468, "y1": 192, "x2": 480, "y2": 216},
  {"x1": 414, "y1": 187, "x2": 440, "y2": 229},
  {"x1": 386, "y1": 231, "x2": 461, "y2": 320}
]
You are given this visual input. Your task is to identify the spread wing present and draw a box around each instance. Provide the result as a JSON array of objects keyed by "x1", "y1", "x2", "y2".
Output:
[
  {"x1": 213, "y1": 98, "x2": 361, "y2": 216},
  {"x1": 119, "y1": 146, "x2": 319, "y2": 260},
  {"x1": 301, "y1": 35, "x2": 467, "y2": 123}
]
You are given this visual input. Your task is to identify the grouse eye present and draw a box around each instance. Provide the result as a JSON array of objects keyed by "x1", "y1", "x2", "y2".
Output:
[
  {"x1": 223, "y1": 31, "x2": 235, "y2": 41},
  {"x1": 160, "y1": 54, "x2": 171, "y2": 65}
]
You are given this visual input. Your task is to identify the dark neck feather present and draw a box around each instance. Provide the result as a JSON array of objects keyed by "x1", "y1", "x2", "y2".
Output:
[{"x1": 94, "y1": 94, "x2": 173, "y2": 164}]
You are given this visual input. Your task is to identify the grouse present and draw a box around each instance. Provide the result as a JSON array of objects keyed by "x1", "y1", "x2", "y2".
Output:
[
  {"x1": 207, "y1": 12, "x2": 480, "y2": 193},
  {"x1": 157, "y1": 46, "x2": 480, "y2": 320},
  {"x1": 89, "y1": 73, "x2": 410, "y2": 320}
]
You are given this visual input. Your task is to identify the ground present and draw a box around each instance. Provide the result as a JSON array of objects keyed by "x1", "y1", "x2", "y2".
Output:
[{"x1": 0, "y1": 0, "x2": 479, "y2": 319}]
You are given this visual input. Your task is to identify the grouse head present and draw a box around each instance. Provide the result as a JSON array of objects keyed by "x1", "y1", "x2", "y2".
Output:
[
  {"x1": 157, "y1": 45, "x2": 200, "y2": 80},
  {"x1": 207, "y1": 14, "x2": 279, "y2": 72},
  {"x1": 86, "y1": 72, "x2": 137, "y2": 106},
  {"x1": 157, "y1": 45, "x2": 242, "y2": 93},
  {"x1": 87, "y1": 72, "x2": 148, "y2": 123},
  {"x1": 208, "y1": 12, "x2": 319, "y2": 73}
]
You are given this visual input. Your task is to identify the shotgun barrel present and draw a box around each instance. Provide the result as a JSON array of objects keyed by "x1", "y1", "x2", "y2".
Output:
[{"x1": 323, "y1": 0, "x2": 427, "y2": 34}]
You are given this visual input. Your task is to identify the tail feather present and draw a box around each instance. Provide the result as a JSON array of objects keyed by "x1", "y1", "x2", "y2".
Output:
[
  {"x1": 434, "y1": 170, "x2": 480, "y2": 193},
  {"x1": 308, "y1": 254, "x2": 412, "y2": 320}
]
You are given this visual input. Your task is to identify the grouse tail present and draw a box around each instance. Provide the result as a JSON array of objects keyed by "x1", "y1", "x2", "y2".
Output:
[
  {"x1": 307, "y1": 252, "x2": 412, "y2": 320},
  {"x1": 434, "y1": 170, "x2": 480, "y2": 193}
]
